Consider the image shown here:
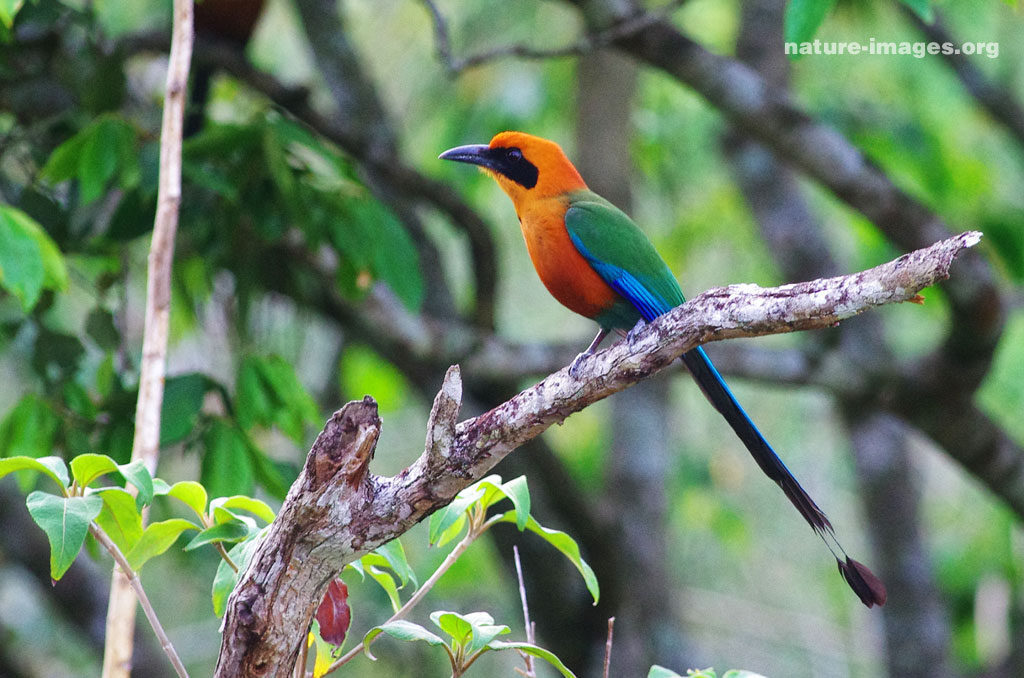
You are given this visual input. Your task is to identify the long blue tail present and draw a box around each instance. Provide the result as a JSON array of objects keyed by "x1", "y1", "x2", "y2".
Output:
[
  {"x1": 679, "y1": 346, "x2": 886, "y2": 607},
  {"x1": 588, "y1": 262, "x2": 885, "y2": 605},
  {"x1": 680, "y1": 346, "x2": 831, "y2": 535}
]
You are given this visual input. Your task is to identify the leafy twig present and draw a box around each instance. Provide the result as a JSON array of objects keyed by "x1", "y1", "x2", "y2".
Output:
[
  {"x1": 215, "y1": 542, "x2": 239, "y2": 573},
  {"x1": 91, "y1": 525, "x2": 189, "y2": 678},
  {"x1": 324, "y1": 507, "x2": 495, "y2": 674}
]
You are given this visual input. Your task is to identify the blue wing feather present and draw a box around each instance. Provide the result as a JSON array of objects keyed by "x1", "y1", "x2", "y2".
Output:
[{"x1": 566, "y1": 230, "x2": 670, "y2": 322}]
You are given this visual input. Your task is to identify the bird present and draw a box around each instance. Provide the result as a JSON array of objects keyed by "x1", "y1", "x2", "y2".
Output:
[{"x1": 440, "y1": 131, "x2": 886, "y2": 607}]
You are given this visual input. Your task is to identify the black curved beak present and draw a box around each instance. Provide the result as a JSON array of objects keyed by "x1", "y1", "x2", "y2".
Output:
[
  {"x1": 440, "y1": 142, "x2": 538, "y2": 189},
  {"x1": 439, "y1": 144, "x2": 495, "y2": 170}
]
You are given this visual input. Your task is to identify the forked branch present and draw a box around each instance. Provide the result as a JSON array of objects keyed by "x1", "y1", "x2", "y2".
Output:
[{"x1": 214, "y1": 231, "x2": 980, "y2": 677}]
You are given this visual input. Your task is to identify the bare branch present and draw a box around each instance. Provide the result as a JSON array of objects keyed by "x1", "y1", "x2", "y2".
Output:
[
  {"x1": 103, "y1": 1, "x2": 193, "y2": 676},
  {"x1": 418, "y1": 0, "x2": 686, "y2": 74},
  {"x1": 213, "y1": 233, "x2": 978, "y2": 676},
  {"x1": 603, "y1": 617, "x2": 615, "y2": 678},
  {"x1": 513, "y1": 546, "x2": 536, "y2": 678},
  {"x1": 90, "y1": 527, "x2": 189, "y2": 678}
]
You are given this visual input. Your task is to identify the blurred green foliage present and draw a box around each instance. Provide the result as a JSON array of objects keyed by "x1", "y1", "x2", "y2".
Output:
[{"x1": 0, "y1": 0, "x2": 1022, "y2": 676}]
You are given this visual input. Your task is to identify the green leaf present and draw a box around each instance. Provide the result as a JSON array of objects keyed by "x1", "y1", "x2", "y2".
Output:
[
  {"x1": 982, "y1": 209, "x2": 1024, "y2": 282},
  {"x1": 161, "y1": 373, "x2": 210, "y2": 446},
  {"x1": 428, "y1": 611, "x2": 510, "y2": 655},
  {"x1": 70, "y1": 453, "x2": 119, "y2": 488},
  {"x1": 94, "y1": 488, "x2": 143, "y2": 554},
  {"x1": 28, "y1": 218, "x2": 69, "y2": 292},
  {"x1": 648, "y1": 667, "x2": 685, "y2": 678},
  {"x1": 898, "y1": 0, "x2": 933, "y2": 22},
  {"x1": 235, "y1": 357, "x2": 272, "y2": 431},
  {"x1": 0, "y1": 205, "x2": 68, "y2": 310},
  {"x1": 488, "y1": 641, "x2": 577, "y2": 678},
  {"x1": 212, "y1": 532, "x2": 262, "y2": 616},
  {"x1": 310, "y1": 620, "x2": 343, "y2": 677},
  {"x1": 184, "y1": 519, "x2": 252, "y2": 550},
  {"x1": 373, "y1": 539, "x2": 417, "y2": 588},
  {"x1": 364, "y1": 200, "x2": 423, "y2": 310},
  {"x1": 118, "y1": 460, "x2": 154, "y2": 506},
  {"x1": 40, "y1": 125, "x2": 89, "y2": 183},
  {"x1": 784, "y1": 0, "x2": 838, "y2": 46},
  {"x1": 183, "y1": 160, "x2": 240, "y2": 202},
  {"x1": 722, "y1": 671, "x2": 768, "y2": 678},
  {"x1": 257, "y1": 355, "x2": 320, "y2": 442},
  {"x1": 167, "y1": 480, "x2": 208, "y2": 520},
  {"x1": 428, "y1": 481, "x2": 487, "y2": 546},
  {"x1": 201, "y1": 419, "x2": 254, "y2": 498},
  {"x1": 62, "y1": 381, "x2": 97, "y2": 420},
  {"x1": 41, "y1": 116, "x2": 138, "y2": 203},
  {"x1": 0, "y1": 396, "x2": 60, "y2": 461},
  {"x1": 79, "y1": 126, "x2": 118, "y2": 204},
  {"x1": 500, "y1": 476, "x2": 531, "y2": 531},
  {"x1": 358, "y1": 555, "x2": 403, "y2": 613},
  {"x1": 473, "y1": 475, "x2": 531, "y2": 529},
  {"x1": 427, "y1": 475, "x2": 531, "y2": 545},
  {"x1": 0, "y1": 205, "x2": 46, "y2": 310},
  {"x1": 78, "y1": 117, "x2": 137, "y2": 204},
  {"x1": 26, "y1": 491, "x2": 103, "y2": 580},
  {"x1": 95, "y1": 353, "x2": 116, "y2": 398},
  {"x1": 236, "y1": 355, "x2": 319, "y2": 442},
  {"x1": 263, "y1": 125, "x2": 301, "y2": 217},
  {"x1": 0, "y1": 0, "x2": 25, "y2": 28},
  {"x1": 209, "y1": 495, "x2": 276, "y2": 524},
  {"x1": 362, "y1": 620, "x2": 446, "y2": 661},
  {"x1": 124, "y1": 518, "x2": 199, "y2": 570},
  {"x1": 496, "y1": 513, "x2": 599, "y2": 603},
  {"x1": 430, "y1": 610, "x2": 475, "y2": 647},
  {"x1": 0, "y1": 455, "x2": 69, "y2": 489}
]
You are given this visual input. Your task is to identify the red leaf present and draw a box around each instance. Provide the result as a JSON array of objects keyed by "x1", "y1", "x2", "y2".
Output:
[{"x1": 316, "y1": 579, "x2": 352, "y2": 647}]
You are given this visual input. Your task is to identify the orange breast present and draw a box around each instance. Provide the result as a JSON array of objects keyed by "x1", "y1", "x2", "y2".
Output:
[{"x1": 516, "y1": 198, "x2": 618, "y2": 320}]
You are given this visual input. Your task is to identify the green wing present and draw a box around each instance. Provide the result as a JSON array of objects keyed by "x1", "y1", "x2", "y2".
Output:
[{"x1": 564, "y1": 191, "x2": 684, "y2": 329}]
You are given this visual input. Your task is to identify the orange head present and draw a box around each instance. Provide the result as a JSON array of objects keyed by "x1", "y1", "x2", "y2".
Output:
[{"x1": 439, "y1": 131, "x2": 587, "y2": 208}]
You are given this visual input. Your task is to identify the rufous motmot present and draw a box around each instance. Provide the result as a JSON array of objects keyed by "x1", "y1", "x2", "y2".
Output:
[{"x1": 440, "y1": 131, "x2": 886, "y2": 607}]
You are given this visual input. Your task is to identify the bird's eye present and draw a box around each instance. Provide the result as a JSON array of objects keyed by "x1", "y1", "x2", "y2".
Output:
[{"x1": 507, "y1": 148, "x2": 523, "y2": 162}]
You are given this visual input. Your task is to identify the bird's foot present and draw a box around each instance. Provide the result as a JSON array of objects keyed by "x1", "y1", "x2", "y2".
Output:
[
  {"x1": 625, "y1": 318, "x2": 646, "y2": 348},
  {"x1": 568, "y1": 350, "x2": 593, "y2": 379}
]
